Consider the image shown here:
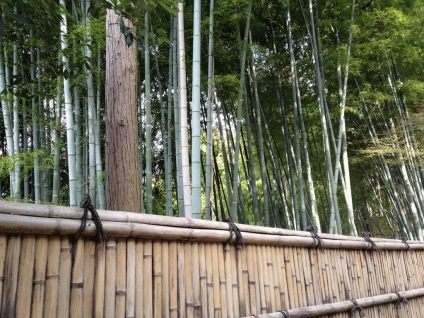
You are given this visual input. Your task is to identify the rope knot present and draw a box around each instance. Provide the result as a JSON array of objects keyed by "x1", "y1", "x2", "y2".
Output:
[
  {"x1": 74, "y1": 194, "x2": 108, "y2": 243},
  {"x1": 350, "y1": 299, "x2": 365, "y2": 317},
  {"x1": 394, "y1": 292, "x2": 409, "y2": 307},
  {"x1": 362, "y1": 231, "x2": 378, "y2": 251},
  {"x1": 306, "y1": 224, "x2": 324, "y2": 251},
  {"x1": 399, "y1": 236, "x2": 410, "y2": 251},
  {"x1": 223, "y1": 216, "x2": 244, "y2": 249}
]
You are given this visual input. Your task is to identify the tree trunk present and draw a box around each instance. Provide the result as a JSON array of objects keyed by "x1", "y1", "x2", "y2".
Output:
[{"x1": 105, "y1": 10, "x2": 141, "y2": 212}]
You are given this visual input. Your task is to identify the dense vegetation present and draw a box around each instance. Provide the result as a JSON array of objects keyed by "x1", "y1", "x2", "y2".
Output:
[{"x1": 1, "y1": 0, "x2": 424, "y2": 239}]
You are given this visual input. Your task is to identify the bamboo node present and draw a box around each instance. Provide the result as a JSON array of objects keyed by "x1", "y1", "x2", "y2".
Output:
[
  {"x1": 350, "y1": 299, "x2": 365, "y2": 317},
  {"x1": 393, "y1": 292, "x2": 408, "y2": 307},
  {"x1": 32, "y1": 279, "x2": 46, "y2": 285},
  {"x1": 306, "y1": 225, "x2": 324, "y2": 252}
]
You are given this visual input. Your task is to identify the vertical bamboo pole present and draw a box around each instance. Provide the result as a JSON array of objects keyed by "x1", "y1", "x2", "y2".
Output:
[
  {"x1": 275, "y1": 246, "x2": 286, "y2": 309},
  {"x1": 348, "y1": 250, "x2": 360, "y2": 300},
  {"x1": 135, "y1": 240, "x2": 144, "y2": 318},
  {"x1": 307, "y1": 249, "x2": 321, "y2": 306},
  {"x1": 126, "y1": 239, "x2": 135, "y2": 318},
  {"x1": 191, "y1": 242, "x2": 201, "y2": 317},
  {"x1": 205, "y1": 242, "x2": 214, "y2": 318},
  {"x1": 57, "y1": 238, "x2": 72, "y2": 318},
  {"x1": 300, "y1": 246, "x2": 313, "y2": 306},
  {"x1": 31, "y1": 235, "x2": 48, "y2": 318},
  {"x1": 161, "y1": 241, "x2": 170, "y2": 317},
  {"x1": 271, "y1": 246, "x2": 281, "y2": 310},
  {"x1": 94, "y1": 242, "x2": 106, "y2": 317},
  {"x1": 70, "y1": 240, "x2": 84, "y2": 318},
  {"x1": 104, "y1": 239, "x2": 117, "y2": 318},
  {"x1": 218, "y1": 244, "x2": 228, "y2": 318},
  {"x1": 246, "y1": 245, "x2": 258, "y2": 314},
  {"x1": 0, "y1": 235, "x2": 7, "y2": 310},
  {"x1": 153, "y1": 240, "x2": 163, "y2": 317},
  {"x1": 408, "y1": 251, "x2": 420, "y2": 288},
  {"x1": 316, "y1": 245, "x2": 329, "y2": 304},
  {"x1": 199, "y1": 243, "x2": 208, "y2": 318},
  {"x1": 44, "y1": 237, "x2": 61, "y2": 317},
  {"x1": 393, "y1": 251, "x2": 406, "y2": 291},
  {"x1": 358, "y1": 250, "x2": 371, "y2": 298},
  {"x1": 115, "y1": 239, "x2": 127, "y2": 317},
  {"x1": 352, "y1": 250, "x2": 363, "y2": 298},
  {"x1": 241, "y1": 247, "x2": 251, "y2": 315},
  {"x1": 144, "y1": 240, "x2": 153, "y2": 318},
  {"x1": 177, "y1": 241, "x2": 187, "y2": 317},
  {"x1": 224, "y1": 244, "x2": 234, "y2": 317},
  {"x1": 211, "y1": 243, "x2": 222, "y2": 317},
  {"x1": 236, "y1": 247, "x2": 246, "y2": 315},
  {"x1": 83, "y1": 240, "x2": 96, "y2": 318},
  {"x1": 363, "y1": 251, "x2": 376, "y2": 302},
  {"x1": 230, "y1": 244, "x2": 240, "y2": 318},
  {"x1": 168, "y1": 241, "x2": 177, "y2": 318},
  {"x1": 16, "y1": 235, "x2": 35, "y2": 318},
  {"x1": 256, "y1": 245, "x2": 267, "y2": 314},
  {"x1": 294, "y1": 247, "x2": 306, "y2": 307},
  {"x1": 285, "y1": 247, "x2": 298, "y2": 308},
  {"x1": 384, "y1": 250, "x2": 396, "y2": 292},
  {"x1": 184, "y1": 242, "x2": 194, "y2": 317},
  {"x1": 0, "y1": 234, "x2": 21, "y2": 318},
  {"x1": 337, "y1": 249, "x2": 352, "y2": 302},
  {"x1": 327, "y1": 249, "x2": 340, "y2": 303},
  {"x1": 402, "y1": 250, "x2": 414, "y2": 289},
  {"x1": 265, "y1": 245, "x2": 275, "y2": 311}
]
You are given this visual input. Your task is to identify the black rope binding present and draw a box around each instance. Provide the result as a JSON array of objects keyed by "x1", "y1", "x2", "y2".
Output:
[
  {"x1": 400, "y1": 236, "x2": 411, "y2": 251},
  {"x1": 279, "y1": 310, "x2": 289, "y2": 318},
  {"x1": 393, "y1": 292, "x2": 409, "y2": 307},
  {"x1": 223, "y1": 216, "x2": 243, "y2": 249},
  {"x1": 362, "y1": 231, "x2": 378, "y2": 251},
  {"x1": 73, "y1": 194, "x2": 108, "y2": 243},
  {"x1": 350, "y1": 299, "x2": 365, "y2": 317},
  {"x1": 306, "y1": 225, "x2": 324, "y2": 251}
]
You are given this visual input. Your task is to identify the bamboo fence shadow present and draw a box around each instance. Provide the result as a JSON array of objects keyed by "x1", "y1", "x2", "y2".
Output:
[{"x1": 1, "y1": 201, "x2": 424, "y2": 317}]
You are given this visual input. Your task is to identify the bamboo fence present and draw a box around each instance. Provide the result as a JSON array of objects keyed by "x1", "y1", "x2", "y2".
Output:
[{"x1": 1, "y1": 201, "x2": 424, "y2": 317}]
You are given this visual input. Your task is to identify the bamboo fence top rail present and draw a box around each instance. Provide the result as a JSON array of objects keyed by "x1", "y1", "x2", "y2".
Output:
[{"x1": 0, "y1": 201, "x2": 422, "y2": 250}]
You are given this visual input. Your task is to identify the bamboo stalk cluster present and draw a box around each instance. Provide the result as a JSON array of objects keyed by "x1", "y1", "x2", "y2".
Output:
[{"x1": 1, "y1": 201, "x2": 424, "y2": 317}]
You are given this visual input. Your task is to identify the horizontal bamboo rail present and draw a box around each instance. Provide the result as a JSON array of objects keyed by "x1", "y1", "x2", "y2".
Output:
[
  {"x1": 0, "y1": 201, "x2": 421, "y2": 250},
  {"x1": 244, "y1": 288, "x2": 424, "y2": 317},
  {"x1": 1, "y1": 201, "x2": 424, "y2": 318}
]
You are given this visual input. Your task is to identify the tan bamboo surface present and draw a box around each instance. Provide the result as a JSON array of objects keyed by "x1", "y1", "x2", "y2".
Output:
[{"x1": 2, "y1": 202, "x2": 424, "y2": 317}]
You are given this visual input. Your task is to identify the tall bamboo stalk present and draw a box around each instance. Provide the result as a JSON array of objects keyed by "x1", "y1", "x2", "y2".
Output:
[
  {"x1": 60, "y1": 0, "x2": 77, "y2": 207},
  {"x1": 145, "y1": 11, "x2": 153, "y2": 214},
  {"x1": 230, "y1": 1, "x2": 252, "y2": 222},
  {"x1": 191, "y1": 0, "x2": 201, "y2": 219},
  {"x1": 0, "y1": 43, "x2": 14, "y2": 197},
  {"x1": 204, "y1": 0, "x2": 215, "y2": 220}
]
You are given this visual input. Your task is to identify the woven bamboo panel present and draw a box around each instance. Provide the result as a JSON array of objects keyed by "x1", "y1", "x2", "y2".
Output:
[{"x1": 1, "y1": 202, "x2": 424, "y2": 317}]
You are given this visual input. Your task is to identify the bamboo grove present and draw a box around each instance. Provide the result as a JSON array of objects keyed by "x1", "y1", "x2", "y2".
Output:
[{"x1": 1, "y1": 0, "x2": 424, "y2": 239}]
